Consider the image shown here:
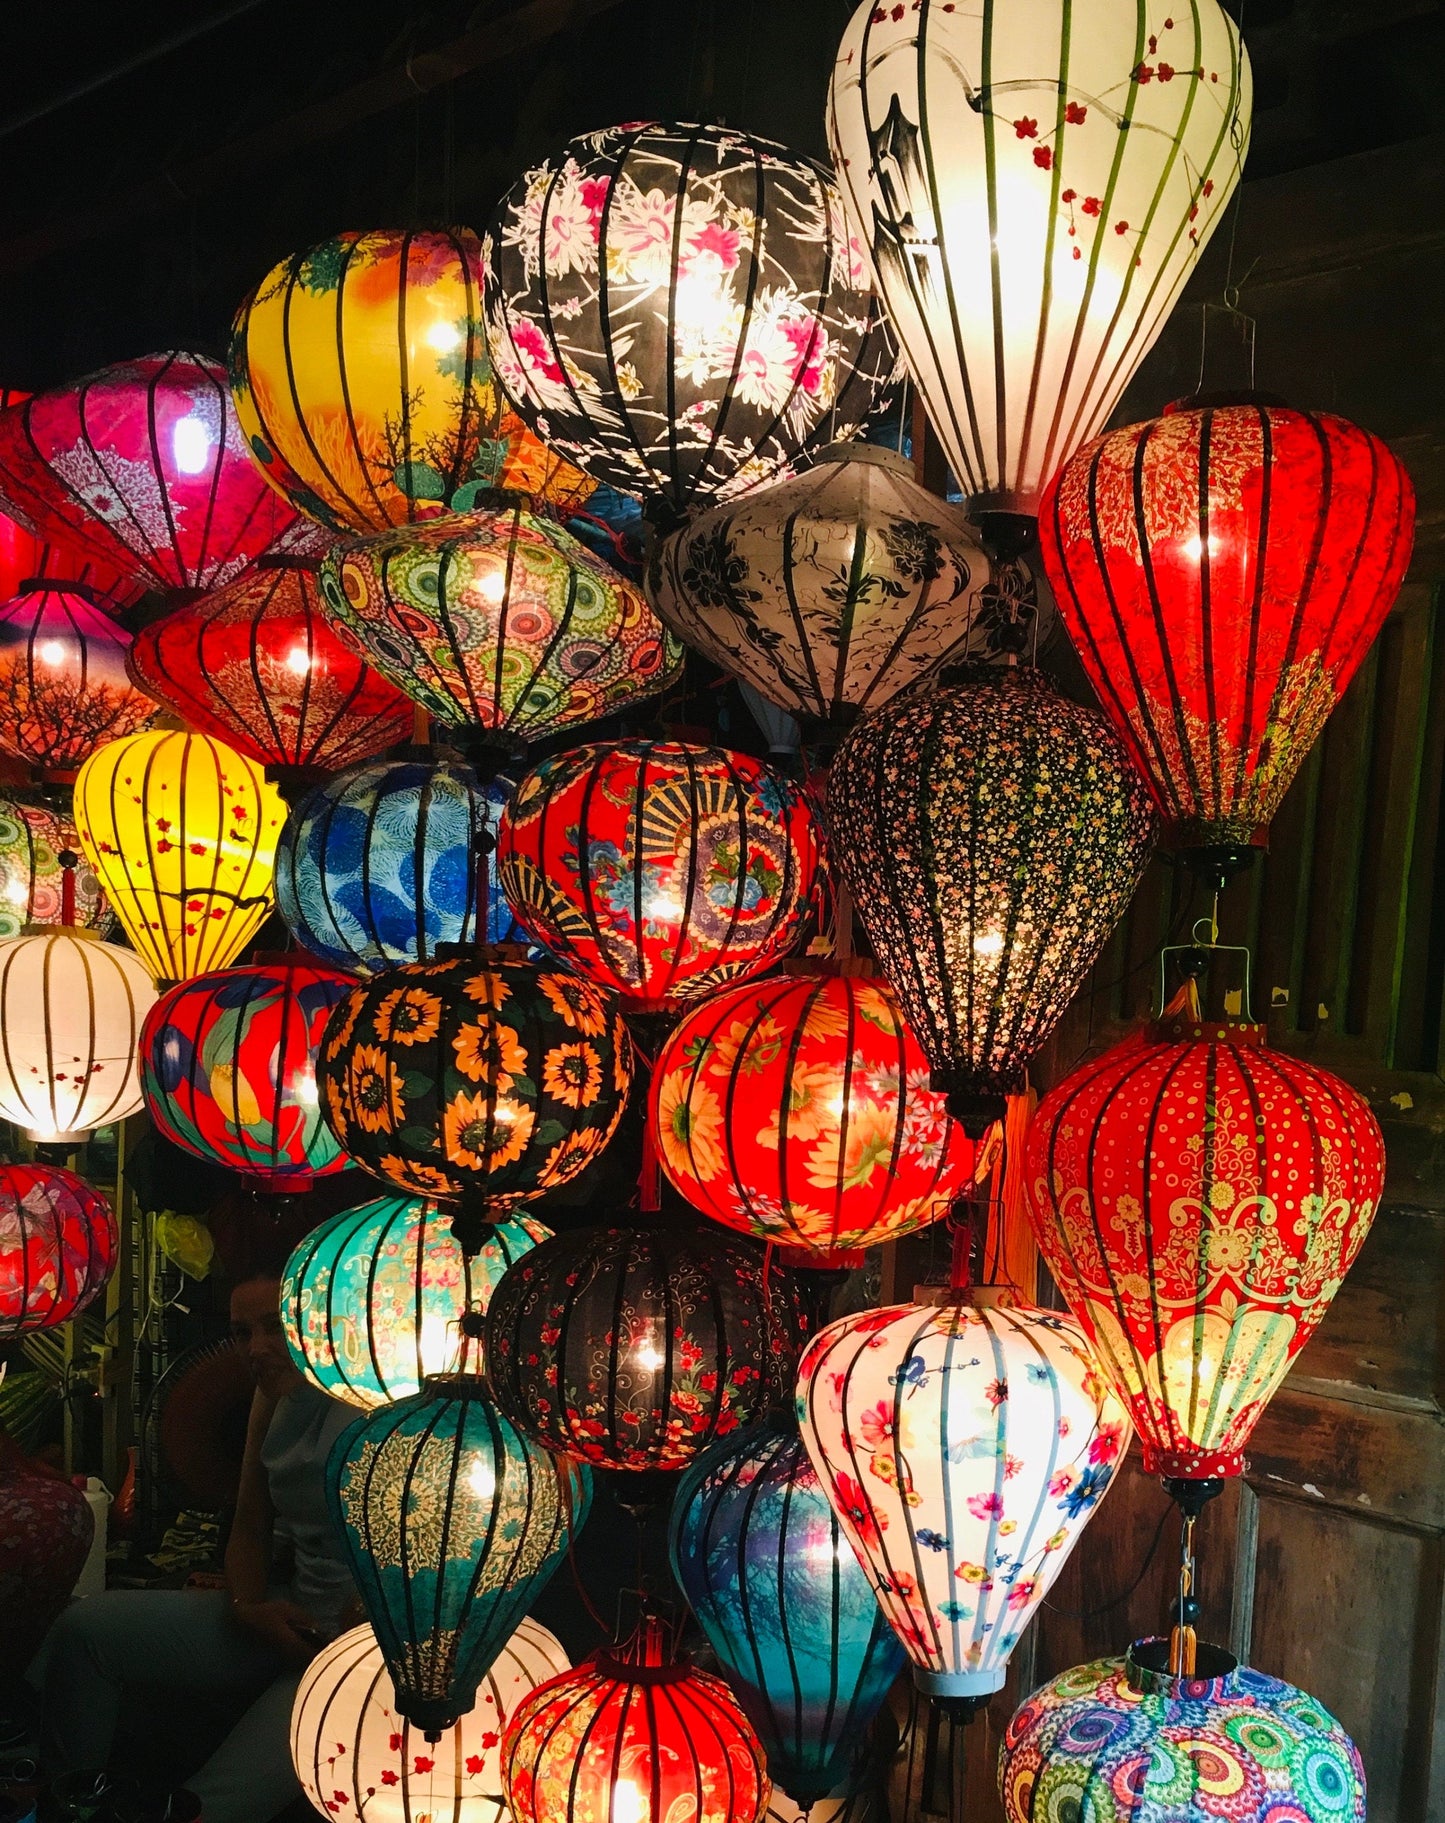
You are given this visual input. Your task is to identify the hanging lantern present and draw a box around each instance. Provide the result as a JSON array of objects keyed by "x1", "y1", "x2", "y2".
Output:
[
  {"x1": 230, "y1": 226, "x2": 596, "y2": 534},
  {"x1": 1024, "y1": 1000, "x2": 1385, "y2": 1483},
  {"x1": 1038, "y1": 401, "x2": 1416, "y2": 870},
  {"x1": 826, "y1": 0, "x2": 1251, "y2": 517},
  {"x1": 0, "y1": 797, "x2": 109, "y2": 938},
  {"x1": 650, "y1": 969, "x2": 973, "y2": 1258},
  {"x1": 498, "y1": 741, "x2": 823, "y2": 1013},
  {"x1": 0, "y1": 1437, "x2": 97, "y2": 1672},
  {"x1": 671, "y1": 1415, "x2": 906, "y2": 1804},
  {"x1": 0, "y1": 929, "x2": 156, "y2": 1140},
  {"x1": 797, "y1": 1293, "x2": 1131, "y2": 1707},
  {"x1": 484, "y1": 1222, "x2": 804, "y2": 1474},
  {"x1": 327, "y1": 1373, "x2": 591, "y2": 1734},
  {"x1": 0, "y1": 350, "x2": 295, "y2": 594},
  {"x1": 1000, "y1": 1638, "x2": 1364, "y2": 1823},
  {"x1": 291, "y1": 1616, "x2": 571, "y2": 1823},
  {"x1": 827, "y1": 668, "x2": 1156, "y2": 1133},
  {"x1": 127, "y1": 556, "x2": 413, "y2": 774},
  {"x1": 318, "y1": 953, "x2": 632, "y2": 1209},
  {"x1": 502, "y1": 1624, "x2": 771, "y2": 1823},
  {"x1": 0, "y1": 586, "x2": 157, "y2": 778},
  {"x1": 483, "y1": 121, "x2": 882, "y2": 520},
  {"x1": 317, "y1": 504, "x2": 683, "y2": 759},
  {"x1": 0, "y1": 1163, "x2": 118, "y2": 1340},
  {"x1": 73, "y1": 729, "x2": 287, "y2": 982},
  {"x1": 139, "y1": 959, "x2": 357, "y2": 1185},
  {"x1": 282, "y1": 1193, "x2": 549, "y2": 1407}
]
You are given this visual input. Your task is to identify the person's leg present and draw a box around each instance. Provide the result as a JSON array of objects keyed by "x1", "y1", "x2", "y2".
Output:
[{"x1": 185, "y1": 1673, "x2": 302, "y2": 1823}]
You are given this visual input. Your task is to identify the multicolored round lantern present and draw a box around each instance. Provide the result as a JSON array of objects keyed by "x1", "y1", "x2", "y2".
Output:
[
  {"x1": 0, "y1": 350, "x2": 295, "y2": 594},
  {"x1": 282, "y1": 1194, "x2": 549, "y2": 1407},
  {"x1": 231, "y1": 226, "x2": 595, "y2": 534},
  {"x1": 127, "y1": 557, "x2": 413, "y2": 773},
  {"x1": 796, "y1": 1294, "x2": 1131, "y2": 1703},
  {"x1": 484, "y1": 1222, "x2": 803, "y2": 1473},
  {"x1": 0, "y1": 796, "x2": 109, "y2": 938},
  {"x1": 319, "y1": 954, "x2": 632, "y2": 1208},
  {"x1": 0, "y1": 929, "x2": 156, "y2": 1139},
  {"x1": 139, "y1": 959, "x2": 356, "y2": 1185},
  {"x1": 827, "y1": 667, "x2": 1156, "y2": 1132},
  {"x1": 498, "y1": 741, "x2": 823, "y2": 1012},
  {"x1": 327, "y1": 1373, "x2": 591, "y2": 1735},
  {"x1": 671, "y1": 1416, "x2": 906, "y2": 1803},
  {"x1": 502, "y1": 1628, "x2": 771, "y2": 1823},
  {"x1": 72, "y1": 729, "x2": 287, "y2": 982},
  {"x1": 1038, "y1": 401, "x2": 1416, "y2": 860},
  {"x1": 650, "y1": 969, "x2": 974, "y2": 1258},
  {"x1": 291, "y1": 1617, "x2": 571, "y2": 1823},
  {"x1": 318, "y1": 503, "x2": 682, "y2": 753},
  {"x1": 0, "y1": 1163, "x2": 118, "y2": 1340},
  {"x1": 1000, "y1": 1639, "x2": 1365, "y2": 1823},
  {"x1": 1024, "y1": 1000, "x2": 1385, "y2": 1482},
  {"x1": 827, "y1": 0, "x2": 1251, "y2": 514},
  {"x1": 0, "y1": 587, "x2": 156, "y2": 777},
  {"x1": 484, "y1": 121, "x2": 880, "y2": 518}
]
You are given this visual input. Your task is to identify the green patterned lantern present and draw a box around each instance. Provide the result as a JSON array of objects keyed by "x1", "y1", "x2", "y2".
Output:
[{"x1": 0, "y1": 795, "x2": 109, "y2": 938}]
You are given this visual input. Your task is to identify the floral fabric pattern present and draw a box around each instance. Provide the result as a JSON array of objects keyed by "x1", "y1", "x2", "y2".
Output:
[
  {"x1": 0, "y1": 1163, "x2": 117, "y2": 1340},
  {"x1": 0, "y1": 795, "x2": 111, "y2": 939},
  {"x1": 0, "y1": 587, "x2": 156, "y2": 776},
  {"x1": 0, "y1": 1442, "x2": 96, "y2": 1669}
]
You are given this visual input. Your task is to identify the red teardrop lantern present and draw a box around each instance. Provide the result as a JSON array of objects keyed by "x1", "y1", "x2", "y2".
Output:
[
  {"x1": 1038, "y1": 400, "x2": 1415, "y2": 861},
  {"x1": 1024, "y1": 996, "x2": 1385, "y2": 1481},
  {"x1": 0, "y1": 1163, "x2": 118, "y2": 1340}
]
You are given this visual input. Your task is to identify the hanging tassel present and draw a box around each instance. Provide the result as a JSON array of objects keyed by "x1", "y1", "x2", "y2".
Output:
[{"x1": 1169, "y1": 1511, "x2": 1200, "y2": 1676}]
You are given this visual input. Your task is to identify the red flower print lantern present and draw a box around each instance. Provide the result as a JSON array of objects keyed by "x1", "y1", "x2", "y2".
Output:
[
  {"x1": 127, "y1": 556, "x2": 412, "y2": 774},
  {"x1": 651, "y1": 969, "x2": 974, "y2": 1259},
  {"x1": 0, "y1": 351, "x2": 295, "y2": 596},
  {"x1": 0, "y1": 1163, "x2": 118, "y2": 1340},
  {"x1": 1025, "y1": 995, "x2": 1386, "y2": 1483},
  {"x1": 0, "y1": 587, "x2": 157, "y2": 778},
  {"x1": 1038, "y1": 401, "x2": 1415, "y2": 870},
  {"x1": 498, "y1": 741, "x2": 823, "y2": 1013}
]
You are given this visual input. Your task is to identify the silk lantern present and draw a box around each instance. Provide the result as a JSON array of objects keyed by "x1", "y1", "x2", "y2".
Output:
[
  {"x1": 671, "y1": 1415, "x2": 906, "y2": 1803},
  {"x1": 1038, "y1": 400, "x2": 1416, "y2": 865},
  {"x1": 797, "y1": 1294, "x2": 1131, "y2": 1706},
  {"x1": 827, "y1": 667, "x2": 1156, "y2": 1133},
  {"x1": 0, "y1": 586, "x2": 156, "y2": 777},
  {"x1": 827, "y1": 0, "x2": 1252, "y2": 515},
  {"x1": 230, "y1": 226, "x2": 595, "y2": 534},
  {"x1": 650, "y1": 969, "x2": 974, "y2": 1258},
  {"x1": 139, "y1": 959, "x2": 356, "y2": 1185},
  {"x1": 318, "y1": 503, "x2": 682, "y2": 759},
  {"x1": 0, "y1": 797, "x2": 109, "y2": 938},
  {"x1": 498, "y1": 741, "x2": 823, "y2": 1013},
  {"x1": 0, "y1": 1163, "x2": 118, "y2": 1340},
  {"x1": 282, "y1": 1194, "x2": 549, "y2": 1407},
  {"x1": 0, "y1": 929, "x2": 156, "y2": 1139},
  {"x1": 484, "y1": 120, "x2": 881, "y2": 520},
  {"x1": 291, "y1": 1617, "x2": 571, "y2": 1823},
  {"x1": 1024, "y1": 998, "x2": 1385, "y2": 1482},
  {"x1": 72, "y1": 729, "x2": 286, "y2": 982},
  {"x1": 327, "y1": 1373, "x2": 591, "y2": 1735},
  {"x1": 0, "y1": 350, "x2": 295, "y2": 593},
  {"x1": 127, "y1": 557, "x2": 413, "y2": 774}
]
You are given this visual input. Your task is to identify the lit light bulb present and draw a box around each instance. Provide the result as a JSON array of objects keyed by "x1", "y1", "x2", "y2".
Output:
[
  {"x1": 1182, "y1": 534, "x2": 1222, "y2": 562},
  {"x1": 477, "y1": 568, "x2": 508, "y2": 608},
  {"x1": 285, "y1": 645, "x2": 311, "y2": 675},
  {"x1": 425, "y1": 319, "x2": 465, "y2": 355},
  {"x1": 293, "y1": 1071, "x2": 319, "y2": 1107},
  {"x1": 672, "y1": 268, "x2": 732, "y2": 342},
  {"x1": 4, "y1": 879, "x2": 30, "y2": 907},
  {"x1": 171, "y1": 413, "x2": 214, "y2": 476},
  {"x1": 419, "y1": 1311, "x2": 455, "y2": 1376},
  {"x1": 642, "y1": 892, "x2": 684, "y2": 924},
  {"x1": 466, "y1": 1454, "x2": 497, "y2": 1500},
  {"x1": 37, "y1": 640, "x2": 66, "y2": 667},
  {"x1": 634, "y1": 1342, "x2": 665, "y2": 1374},
  {"x1": 972, "y1": 928, "x2": 1005, "y2": 958},
  {"x1": 611, "y1": 1779, "x2": 646, "y2": 1823}
]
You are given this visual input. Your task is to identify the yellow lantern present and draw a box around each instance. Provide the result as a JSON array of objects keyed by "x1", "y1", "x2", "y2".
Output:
[{"x1": 73, "y1": 730, "x2": 285, "y2": 983}]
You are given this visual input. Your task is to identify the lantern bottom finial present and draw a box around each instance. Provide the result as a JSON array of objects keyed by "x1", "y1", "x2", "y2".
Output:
[
  {"x1": 1177, "y1": 842, "x2": 1262, "y2": 895},
  {"x1": 1160, "y1": 1474, "x2": 1229, "y2": 1517},
  {"x1": 943, "y1": 1084, "x2": 1007, "y2": 1138}
]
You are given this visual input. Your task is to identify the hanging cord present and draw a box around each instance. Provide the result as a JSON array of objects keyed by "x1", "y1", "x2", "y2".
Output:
[
  {"x1": 1169, "y1": 1509, "x2": 1201, "y2": 1675},
  {"x1": 1043, "y1": 1499, "x2": 1172, "y2": 1620}
]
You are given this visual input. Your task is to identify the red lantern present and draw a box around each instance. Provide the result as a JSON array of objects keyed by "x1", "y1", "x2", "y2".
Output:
[
  {"x1": 0, "y1": 391, "x2": 141, "y2": 608},
  {"x1": 0, "y1": 350, "x2": 296, "y2": 597},
  {"x1": 0, "y1": 586, "x2": 157, "y2": 776},
  {"x1": 650, "y1": 969, "x2": 974, "y2": 1259},
  {"x1": 127, "y1": 556, "x2": 413, "y2": 773},
  {"x1": 0, "y1": 1163, "x2": 118, "y2": 1340},
  {"x1": 1024, "y1": 995, "x2": 1385, "y2": 1482},
  {"x1": 0, "y1": 1435, "x2": 96, "y2": 1671},
  {"x1": 1038, "y1": 400, "x2": 1415, "y2": 866}
]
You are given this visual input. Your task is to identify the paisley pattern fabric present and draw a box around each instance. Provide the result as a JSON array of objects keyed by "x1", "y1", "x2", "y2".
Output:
[
  {"x1": 0, "y1": 1163, "x2": 117, "y2": 1340},
  {"x1": 0, "y1": 794, "x2": 111, "y2": 938},
  {"x1": 1000, "y1": 1639, "x2": 1365, "y2": 1823},
  {"x1": 0, "y1": 586, "x2": 156, "y2": 775},
  {"x1": 1025, "y1": 1012, "x2": 1385, "y2": 1478}
]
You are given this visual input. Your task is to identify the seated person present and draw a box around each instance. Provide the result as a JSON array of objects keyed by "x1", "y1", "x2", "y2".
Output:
[{"x1": 32, "y1": 1264, "x2": 355, "y2": 1823}]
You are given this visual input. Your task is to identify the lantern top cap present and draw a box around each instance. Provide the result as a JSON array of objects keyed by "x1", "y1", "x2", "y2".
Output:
[
  {"x1": 1164, "y1": 389, "x2": 1292, "y2": 415},
  {"x1": 1127, "y1": 1636, "x2": 1240, "y2": 1699},
  {"x1": 808, "y1": 440, "x2": 912, "y2": 474},
  {"x1": 1145, "y1": 1014, "x2": 1266, "y2": 1047}
]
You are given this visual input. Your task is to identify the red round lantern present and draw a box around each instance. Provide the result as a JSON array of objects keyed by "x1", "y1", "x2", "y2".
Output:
[
  {"x1": 0, "y1": 586, "x2": 157, "y2": 776},
  {"x1": 0, "y1": 1163, "x2": 118, "y2": 1340},
  {"x1": 127, "y1": 556, "x2": 413, "y2": 772},
  {"x1": 1024, "y1": 997, "x2": 1386, "y2": 1481},
  {"x1": 498, "y1": 742, "x2": 823, "y2": 1013},
  {"x1": 650, "y1": 969, "x2": 974, "y2": 1258},
  {"x1": 1038, "y1": 400, "x2": 1415, "y2": 863},
  {"x1": 0, "y1": 350, "x2": 296, "y2": 597}
]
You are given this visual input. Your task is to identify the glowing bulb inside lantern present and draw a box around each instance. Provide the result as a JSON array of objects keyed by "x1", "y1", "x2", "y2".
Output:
[
  {"x1": 419, "y1": 1312, "x2": 454, "y2": 1377},
  {"x1": 973, "y1": 928, "x2": 1006, "y2": 958},
  {"x1": 1182, "y1": 534, "x2": 1222, "y2": 562},
  {"x1": 635, "y1": 1342, "x2": 665, "y2": 1374},
  {"x1": 171, "y1": 413, "x2": 214, "y2": 476},
  {"x1": 611, "y1": 1780, "x2": 646, "y2": 1823},
  {"x1": 642, "y1": 892, "x2": 684, "y2": 923},
  {"x1": 37, "y1": 640, "x2": 66, "y2": 667},
  {"x1": 466, "y1": 1454, "x2": 496, "y2": 1500},
  {"x1": 4, "y1": 880, "x2": 29, "y2": 906},
  {"x1": 672, "y1": 269, "x2": 732, "y2": 342},
  {"x1": 293, "y1": 1072, "x2": 319, "y2": 1107},
  {"x1": 477, "y1": 568, "x2": 507, "y2": 607},
  {"x1": 425, "y1": 320, "x2": 465, "y2": 354},
  {"x1": 285, "y1": 645, "x2": 311, "y2": 675}
]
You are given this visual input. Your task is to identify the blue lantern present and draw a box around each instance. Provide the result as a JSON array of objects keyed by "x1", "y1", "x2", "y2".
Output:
[
  {"x1": 327, "y1": 1373, "x2": 591, "y2": 1735},
  {"x1": 671, "y1": 1414, "x2": 905, "y2": 1803}
]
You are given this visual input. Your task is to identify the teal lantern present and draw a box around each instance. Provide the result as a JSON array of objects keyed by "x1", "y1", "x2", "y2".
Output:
[{"x1": 326, "y1": 1373, "x2": 590, "y2": 1736}]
